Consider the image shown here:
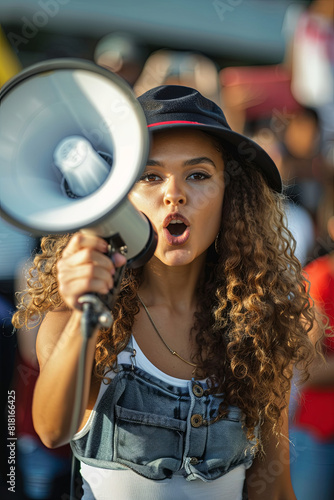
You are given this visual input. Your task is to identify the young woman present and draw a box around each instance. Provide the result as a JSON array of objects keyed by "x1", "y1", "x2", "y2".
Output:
[{"x1": 13, "y1": 85, "x2": 318, "y2": 500}]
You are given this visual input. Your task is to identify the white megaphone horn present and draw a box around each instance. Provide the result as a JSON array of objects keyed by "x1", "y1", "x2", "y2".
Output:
[{"x1": 0, "y1": 59, "x2": 157, "y2": 275}]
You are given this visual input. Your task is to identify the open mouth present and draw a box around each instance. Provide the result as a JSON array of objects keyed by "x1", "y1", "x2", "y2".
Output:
[{"x1": 167, "y1": 220, "x2": 188, "y2": 236}]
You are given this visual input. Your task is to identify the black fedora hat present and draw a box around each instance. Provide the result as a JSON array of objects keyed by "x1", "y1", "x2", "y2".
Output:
[{"x1": 138, "y1": 85, "x2": 282, "y2": 193}]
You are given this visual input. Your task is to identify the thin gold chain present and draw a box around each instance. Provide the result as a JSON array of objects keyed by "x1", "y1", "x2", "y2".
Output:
[{"x1": 137, "y1": 295, "x2": 197, "y2": 368}]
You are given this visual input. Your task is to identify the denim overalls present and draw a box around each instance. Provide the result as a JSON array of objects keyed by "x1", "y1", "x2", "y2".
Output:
[{"x1": 71, "y1": 339, "x2": 257, "y2": 481}]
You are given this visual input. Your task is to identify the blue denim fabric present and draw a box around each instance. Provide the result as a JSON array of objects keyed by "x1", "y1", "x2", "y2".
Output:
[{"x1": 71, "y1": 346, "x2": 256, "y2": 481}]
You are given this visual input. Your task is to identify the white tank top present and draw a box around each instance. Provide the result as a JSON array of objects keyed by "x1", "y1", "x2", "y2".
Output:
[{"x1": 78, "y1": 337, "x2": 247, "y2": 500}]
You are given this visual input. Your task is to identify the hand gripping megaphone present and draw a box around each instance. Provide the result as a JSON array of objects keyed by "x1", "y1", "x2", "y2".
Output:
[{"x1": 0, "y1": 59, "x2": 157, "y2": 324}]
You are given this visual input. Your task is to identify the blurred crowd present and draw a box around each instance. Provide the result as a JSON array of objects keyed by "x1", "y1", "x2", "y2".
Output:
[{"x1": 0, "y1": 0, "x2": 333, "y2": 499}]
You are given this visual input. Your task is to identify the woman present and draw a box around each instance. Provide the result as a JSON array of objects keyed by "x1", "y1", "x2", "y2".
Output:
[{"x1": 13, "y1": 85, "x2": 318, "y2": 499}]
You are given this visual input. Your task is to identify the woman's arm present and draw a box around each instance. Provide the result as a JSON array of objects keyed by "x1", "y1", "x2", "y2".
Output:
[
  {"x1": 32, "y1": 307, "x2": 98, "y2": 448},
  {"x1": 246, "y1": 405, "x2": 296, "y2": 500},
  {"x1": 32, "y1": 233, "x2": 126, "y2": 448}
]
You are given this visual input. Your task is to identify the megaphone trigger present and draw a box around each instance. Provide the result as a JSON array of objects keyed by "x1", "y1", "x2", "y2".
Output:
[{"x1": 106, "y1": 233, "x2": 128, "y2": 260}]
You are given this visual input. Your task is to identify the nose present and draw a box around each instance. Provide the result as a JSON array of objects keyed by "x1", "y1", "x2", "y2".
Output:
[{"x1": 163, "y1": 177, "x2": 186, "y2": 206}]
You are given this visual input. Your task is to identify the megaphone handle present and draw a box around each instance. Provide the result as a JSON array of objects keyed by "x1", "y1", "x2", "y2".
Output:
[
  {"x1": 77, "y1": 233, "x2": 128, "y2": 334},
  {"x1": 97, "y1": 258, "x2": 126, "y2": 312},
  {"x1": 78, "y1": 294, "x2": 113, "y2": 336},
  {"x1": 99, "y1": 233, "x2": 127, "y2": 310},
  {"x1": 70, "y1": 237, "x2": 127, "y2": 454}
]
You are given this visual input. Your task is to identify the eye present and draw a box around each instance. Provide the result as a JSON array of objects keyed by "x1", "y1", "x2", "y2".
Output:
[
  {"x1": 139, "y1": 172, "x2": 161, "y2": 182},
  {"x1": 187, "y1": 172, "x2": 211, "y2": 181}
]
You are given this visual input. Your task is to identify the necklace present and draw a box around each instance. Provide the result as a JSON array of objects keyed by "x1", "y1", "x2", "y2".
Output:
[{"x1": 138, "y1": 295, "x2": 197, "y2": 368}]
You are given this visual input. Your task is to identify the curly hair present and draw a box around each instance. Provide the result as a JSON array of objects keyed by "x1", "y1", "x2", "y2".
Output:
[{"x1": 12, "y1": 150, "x2": 318, "y2": 448}]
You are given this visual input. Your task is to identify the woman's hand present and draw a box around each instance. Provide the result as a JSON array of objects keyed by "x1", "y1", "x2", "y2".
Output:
[{"x1": 56, "y1": 232, "x2": 127, "y2": 310}]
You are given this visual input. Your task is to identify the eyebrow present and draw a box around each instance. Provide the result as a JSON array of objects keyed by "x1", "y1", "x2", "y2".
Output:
[
  {"x1": 146, "y1": 157, "x2": 217, "y2": 168},
  {"x1": 184, "y1": 157, "x2": 216, "y2": 168}
]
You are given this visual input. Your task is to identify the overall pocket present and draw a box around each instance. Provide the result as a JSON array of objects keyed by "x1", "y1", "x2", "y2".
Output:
[
  {"x1": 114, "y1": 405, "x2": 187, "y2": 479},
  {"x1": 202, "y1": 406, "x2": 254, "y2": 479}
]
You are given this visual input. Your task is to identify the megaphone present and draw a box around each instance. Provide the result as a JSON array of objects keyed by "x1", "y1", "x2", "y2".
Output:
[{"x1": 0, "y1": 58, "x2": 157, "y2": 271}]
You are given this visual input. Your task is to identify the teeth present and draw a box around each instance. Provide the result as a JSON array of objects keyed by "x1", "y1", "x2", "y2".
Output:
[{"x1": 169, "y1": 219, "x2": 183, "y2": 224}]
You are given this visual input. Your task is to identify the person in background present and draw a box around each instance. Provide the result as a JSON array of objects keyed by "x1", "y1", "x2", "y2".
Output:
[
  {"x1": 13, "y1": 260, "x2": 72, "y2": 500},
  {"x1": 134, "y1": 49, "x2": 221, "y2": 105},
  {"x1": 286, "y1": 0, "x2": 334, "y2": 167},
  {"x1": 289, "y1": 175, "x2": 334, "y2": 500},
  {"x1": 249, "y1": 126, "x2": 316, "y2": 267},
  {"x1": 94, "y1": 32, "x2": 147, "y2": 87}
]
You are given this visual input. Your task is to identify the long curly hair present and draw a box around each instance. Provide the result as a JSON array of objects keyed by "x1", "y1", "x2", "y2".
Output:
[{"x1": 13, "y1": 149, "x2": 318, "y2": 447}]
